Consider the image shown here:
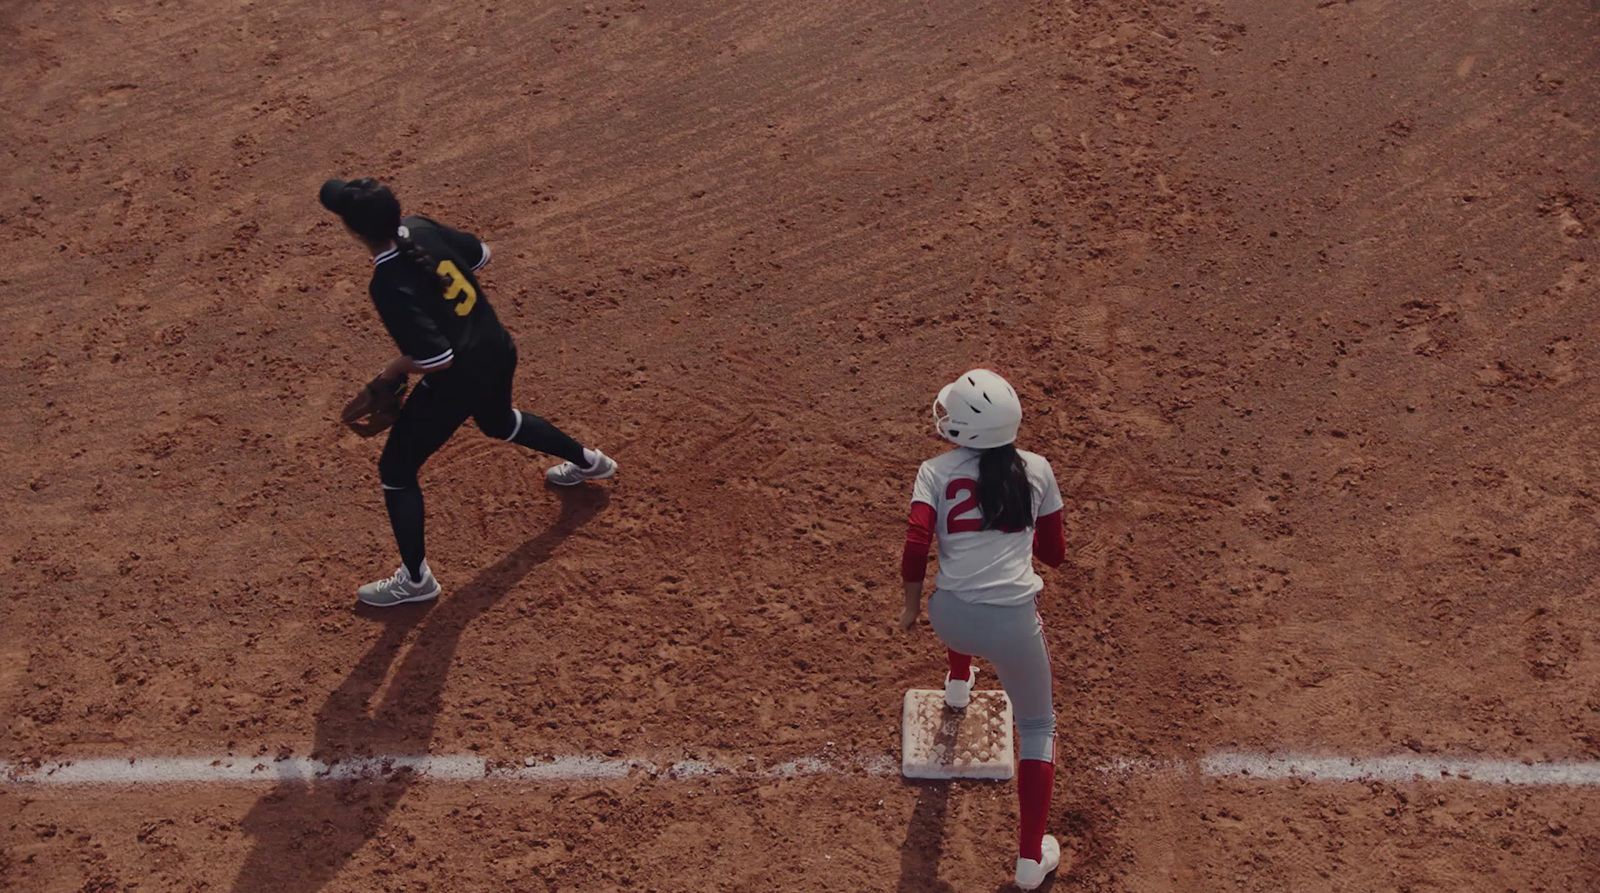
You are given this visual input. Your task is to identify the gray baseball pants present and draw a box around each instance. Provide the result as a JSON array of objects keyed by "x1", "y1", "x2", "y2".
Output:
[{"x1": 928, "y1": 589, "x2": 1057, "y2": 763}]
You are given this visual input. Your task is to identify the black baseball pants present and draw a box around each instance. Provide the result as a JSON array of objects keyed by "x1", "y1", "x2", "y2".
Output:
[{"x1": 376, "y1": 344, "x2": 587, "y2": 578}]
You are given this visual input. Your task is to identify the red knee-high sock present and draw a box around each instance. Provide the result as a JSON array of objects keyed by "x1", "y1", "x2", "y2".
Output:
[
  {"x1": 946, "y1": 649, "x2": 972, "y2": 683},
  {"x1": 1017, "y1": 758, "x2": 1055, "y2": 861}
]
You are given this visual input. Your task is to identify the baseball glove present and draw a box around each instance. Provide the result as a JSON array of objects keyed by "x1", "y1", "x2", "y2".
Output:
[{"x1": 341, "y1": 375, "x2": 408, "y2": 437}]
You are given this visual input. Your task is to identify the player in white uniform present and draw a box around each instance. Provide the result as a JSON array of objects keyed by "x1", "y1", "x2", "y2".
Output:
[{"x1": 897, "y1": 369, "x2": 1068, "y2": 891}]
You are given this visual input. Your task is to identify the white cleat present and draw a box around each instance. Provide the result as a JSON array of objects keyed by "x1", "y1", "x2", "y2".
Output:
[
  {"x1": 944, "y1": 666, "x2": 977, "y2": 710},
  {"x1": 545, "y1": 450, "x2": 617, "y2": 487},
  {"x1": 357, "y1": 562, "x2": 441, "y2": 607},
  {"x1": 1014, "y1": 834, "x2": 1061, "y2": 891}
]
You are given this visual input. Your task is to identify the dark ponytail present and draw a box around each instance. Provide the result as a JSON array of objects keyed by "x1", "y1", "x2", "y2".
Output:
[
  {"x1": 395, "y1": 232, "x2": 451, "y2": 294},
  {"x1": 977, "y1": 443, "x2": 1034, "y2": 532}
]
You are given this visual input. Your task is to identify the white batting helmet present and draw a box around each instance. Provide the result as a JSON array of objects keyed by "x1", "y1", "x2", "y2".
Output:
[{"x1": 932, "y1": 369, "x2": 1022, "y2": 449}]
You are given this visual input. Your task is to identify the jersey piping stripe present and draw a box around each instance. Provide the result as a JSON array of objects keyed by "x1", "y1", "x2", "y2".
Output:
[
  {"x1": 414, "y1": 349, "x2": 454, "y2": 370},
  {"x1": 372, "y1": 247, "x2": 399, "y2": 266},
  {"x1": 472, "y1": 243, "x2": 491, "y2": 271}
]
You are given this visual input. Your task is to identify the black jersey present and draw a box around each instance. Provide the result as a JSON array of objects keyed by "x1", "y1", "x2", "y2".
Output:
[{"x1": 368, "y1": 216, "x2": 511, "y2": 373}]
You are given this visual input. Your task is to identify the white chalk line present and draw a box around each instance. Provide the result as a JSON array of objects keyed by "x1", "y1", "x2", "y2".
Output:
[
  {"x1": 6, "y1": 750, "x2": 1600, "y2": 788},
  {"x1": 1199, "y1": 751, "x2": 1600, "y2": 787},
  {"x1": 0, "y1": 753, "x2": 899, "y2": 787}
]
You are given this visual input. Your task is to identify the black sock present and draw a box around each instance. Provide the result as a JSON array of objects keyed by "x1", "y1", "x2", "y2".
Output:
[
  {"x1": 511, "y1": 411, "x2": 588, "y2": 466},
  {"x1": 383, "y1": 486, "x2": 426, "y2": 580}
]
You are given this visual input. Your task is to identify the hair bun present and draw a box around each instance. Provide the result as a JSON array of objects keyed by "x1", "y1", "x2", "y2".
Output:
[
  {"x1": 319, "y1": 178, "x2": 351, "y2": 212},
  {"x1": 319, "y1": 177, "x2": 402, "y2": 243}
]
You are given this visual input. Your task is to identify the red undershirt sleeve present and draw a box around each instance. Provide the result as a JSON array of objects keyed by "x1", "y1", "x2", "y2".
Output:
[
  {"x1": 901, "y1": 501, "x2": 937, "y2": 583},
  {"x1": 1033, "y1": 509, "x2": 1066, "y2": 568}
]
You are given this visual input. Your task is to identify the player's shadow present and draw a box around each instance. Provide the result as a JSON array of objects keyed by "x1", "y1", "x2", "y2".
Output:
[
  {"x1": 227, "y1": 485, "x2": 610, "y2": 893},
  {"x1": 898, "y1": 776, "x2": 1065, "y2": 893},
  {"x1": 897, "y1": 780, "x2": 958, "y2": 893}
]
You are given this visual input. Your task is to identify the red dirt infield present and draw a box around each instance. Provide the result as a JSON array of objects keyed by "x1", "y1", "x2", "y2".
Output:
[{"x1": 4, "y1": 0, "x2": 1599, "y2": 890}]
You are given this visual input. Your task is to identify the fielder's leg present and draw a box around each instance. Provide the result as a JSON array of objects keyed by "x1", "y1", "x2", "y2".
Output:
[
  {"x1": 359, "y1": 379, "x2": 468, "y2": 606},
  {"x1": 471, "y1": 347, "x2": 614, "y2": 484}
]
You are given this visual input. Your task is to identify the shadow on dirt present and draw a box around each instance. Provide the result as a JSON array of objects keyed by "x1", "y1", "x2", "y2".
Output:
[
  {"x1": 898, "y1": 773, "x2": 1100, "y2": 893},
  {"x1": 897, "y1": 779, "x2": 958, "y2": 893},
  {"x1": 227, "y1": 485, "x2": 610, "y2": 893}
]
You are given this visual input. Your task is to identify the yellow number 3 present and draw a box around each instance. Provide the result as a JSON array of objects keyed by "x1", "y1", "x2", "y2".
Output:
[{"x1": 436, "y1": 260, "x2": 478, "y2": 317}]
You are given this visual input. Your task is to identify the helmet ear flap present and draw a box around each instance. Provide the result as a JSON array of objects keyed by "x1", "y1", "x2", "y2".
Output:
[{"x1": 932, "y1": 384, "x2": 957, "y2": 441}]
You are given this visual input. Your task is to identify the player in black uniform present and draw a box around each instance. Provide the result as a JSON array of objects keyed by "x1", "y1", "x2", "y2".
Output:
[{"x1": 319, "y1": 177, "x2": 616, "y2": 607}]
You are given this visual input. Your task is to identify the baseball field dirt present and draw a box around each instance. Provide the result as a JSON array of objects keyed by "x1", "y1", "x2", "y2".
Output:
[{"x1": 4, "y1": 0, "x2": 1599, "y2": 890}]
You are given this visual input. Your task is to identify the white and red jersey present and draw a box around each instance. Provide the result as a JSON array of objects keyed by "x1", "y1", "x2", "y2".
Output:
[{"x1": 905, "y1": 447, "x2": 1065, "y2": 606}]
